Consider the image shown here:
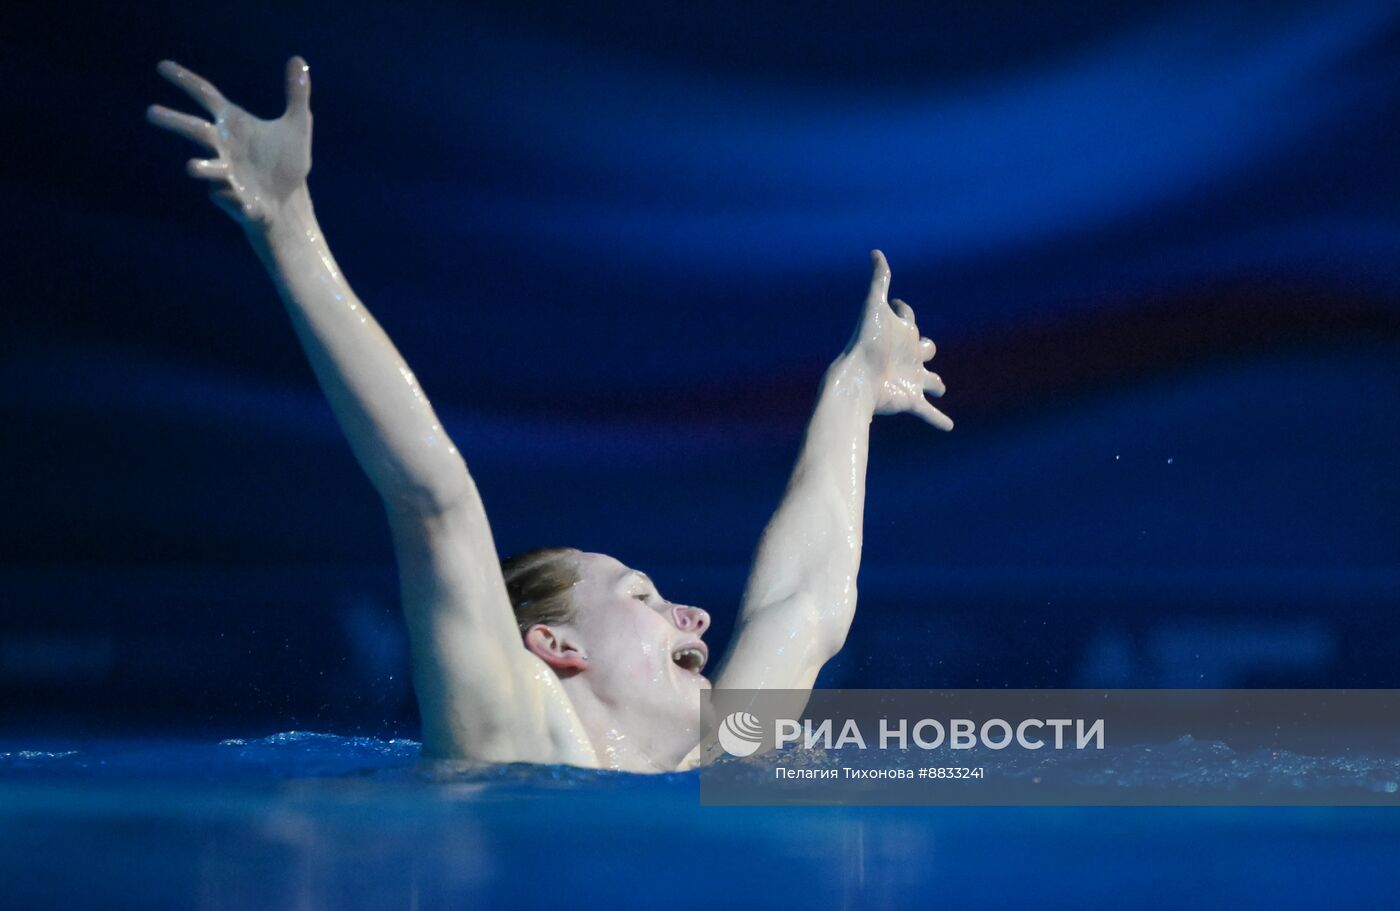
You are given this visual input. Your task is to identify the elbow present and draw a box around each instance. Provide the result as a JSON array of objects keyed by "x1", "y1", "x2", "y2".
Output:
[
  {"x1": 759, "y1": 592, "x2": 848, "y2": 665},
  {"x1": 795, "y1": 591, "x2": 854, "y2": 665},
  {"x1": 388, "y1": 486, "x2": 469, "y2": 518},
  {"x1": 379, "y1": 461, "x2": 477, "y2": 517},
  {"x1": 815, "y1": 622, "x2": 849, "y2": 665}
]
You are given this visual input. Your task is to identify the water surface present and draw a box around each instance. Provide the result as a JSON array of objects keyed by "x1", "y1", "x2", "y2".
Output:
[{"x1": 2, "y1": 733, "x2": 1396, "y2": 909}]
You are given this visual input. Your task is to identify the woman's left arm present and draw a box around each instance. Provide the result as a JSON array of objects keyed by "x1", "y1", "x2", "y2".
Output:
[{"x1": 710, "y1": 251, "x2": 951, "y2": 692}]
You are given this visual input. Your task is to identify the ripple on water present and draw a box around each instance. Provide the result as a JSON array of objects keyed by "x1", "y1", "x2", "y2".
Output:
[{"x1": 1, "y1": 732, "x2": 1398, "y2": 796}]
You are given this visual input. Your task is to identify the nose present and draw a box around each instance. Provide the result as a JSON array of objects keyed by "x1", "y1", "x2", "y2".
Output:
[{"x1": 670, "y1": 604, "x2": 710, "y2": 636}]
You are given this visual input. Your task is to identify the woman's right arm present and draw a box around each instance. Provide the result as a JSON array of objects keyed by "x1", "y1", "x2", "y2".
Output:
[
  {"x1": 149, "y1": 57, "x2": 465, "y2": 512},
  {"x1": 147, "y1": 58, "x2": 588, "y2": 763}
]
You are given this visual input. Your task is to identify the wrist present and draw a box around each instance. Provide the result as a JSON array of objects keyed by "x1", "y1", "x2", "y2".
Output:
[
  {"x1": 822, "y1": 351, "x2": 878, "y2": 417},
  {"x1": 247, "y1": 183, "x2": 317, "y2": 247}
]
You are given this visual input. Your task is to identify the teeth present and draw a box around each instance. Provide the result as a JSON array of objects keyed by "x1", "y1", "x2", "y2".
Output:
[{"x1": 672, "y1": 647, "x2": 706, "y2": 673}]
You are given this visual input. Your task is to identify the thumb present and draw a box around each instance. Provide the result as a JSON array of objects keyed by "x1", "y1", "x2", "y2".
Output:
[
  {"x1": 284, "y1": 56, "x2": 311, "y2": 115},
  {"x1": 865, "y1": 249, "x2": 890, "y2": 309}
]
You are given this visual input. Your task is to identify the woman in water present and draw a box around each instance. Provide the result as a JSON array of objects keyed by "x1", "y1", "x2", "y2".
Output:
[{"x1": 147, "y1": 57, "x2": 952, "y2": 772}]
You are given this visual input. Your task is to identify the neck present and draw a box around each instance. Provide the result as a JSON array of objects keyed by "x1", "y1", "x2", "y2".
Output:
[{"x1": 558, "y1": 677, "x2": 693, "y2": 773}]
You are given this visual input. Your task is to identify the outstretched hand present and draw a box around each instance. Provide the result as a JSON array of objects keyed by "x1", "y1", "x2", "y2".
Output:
[
  {"x1": 147, "y1": 57, "x2": 313, "y2": 227},
  {"x1": 844, "y1": 251, "x2": 952, "y2": 430}
]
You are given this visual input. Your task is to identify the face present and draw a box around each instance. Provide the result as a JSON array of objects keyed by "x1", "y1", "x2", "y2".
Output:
[{"x1": 556, "y1": 552, "x2": 712, "y2": 721}]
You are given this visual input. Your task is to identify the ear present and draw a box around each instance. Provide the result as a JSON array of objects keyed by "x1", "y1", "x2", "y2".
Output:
[{"x1": 523, "y1": 624, "x2": 589, "y2": 674}]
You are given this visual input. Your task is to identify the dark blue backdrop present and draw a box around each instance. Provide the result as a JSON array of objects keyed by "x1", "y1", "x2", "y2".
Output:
[{"x1": 3, "y1": 0, "x2": 1398, "y2": 737}]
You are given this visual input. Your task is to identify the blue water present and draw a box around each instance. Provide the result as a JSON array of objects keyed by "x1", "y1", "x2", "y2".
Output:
[{"x1": 3, "y1": 733, "x2": 1398, "y2": 909}]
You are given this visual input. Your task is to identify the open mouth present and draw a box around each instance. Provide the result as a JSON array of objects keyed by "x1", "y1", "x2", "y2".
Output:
[{"x1": 671, "y1": 642, "x2": 708, "y2": 674}]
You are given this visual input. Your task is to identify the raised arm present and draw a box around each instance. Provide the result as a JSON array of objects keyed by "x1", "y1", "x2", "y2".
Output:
[
  {"x1": 148, "y1": 58, "x2": 467, "y2": 510},
  {"x1": 147, "y1": 58, "x2": 587, "y2": 763},
  {"x1": 711, "y1": 251, "x2": 950, "y2": 693}
]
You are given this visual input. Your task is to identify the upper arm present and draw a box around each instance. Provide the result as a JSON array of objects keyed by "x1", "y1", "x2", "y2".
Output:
[
  {"x1": 710, "y1": 593, "x2": 839, "y2": 693},
  {"x1": 385, "y1": 493, "x2": 591, "y2": 764}
]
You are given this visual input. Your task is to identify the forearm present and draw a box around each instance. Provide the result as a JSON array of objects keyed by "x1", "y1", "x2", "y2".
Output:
[
  {"x1": 246, "y1": 186, "x2": 470, "y2": 512},
  {"x1": 739, "y1": 352, "x2": 876, "y2": 658}
]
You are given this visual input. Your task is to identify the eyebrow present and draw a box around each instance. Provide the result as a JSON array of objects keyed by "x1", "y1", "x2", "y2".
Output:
[{"x1": 622, "y1": 570, "x2": 655, "y2": 590}]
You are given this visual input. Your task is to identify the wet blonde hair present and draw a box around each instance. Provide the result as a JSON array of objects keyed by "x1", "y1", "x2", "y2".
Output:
[{"x1": 500, "y1": 547, "x2": 581, "y2": 633}]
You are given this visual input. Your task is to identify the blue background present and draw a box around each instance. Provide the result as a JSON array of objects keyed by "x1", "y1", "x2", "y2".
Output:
[{"x1": 3, "y1": 0, "x2": 1399, "y2": 737}]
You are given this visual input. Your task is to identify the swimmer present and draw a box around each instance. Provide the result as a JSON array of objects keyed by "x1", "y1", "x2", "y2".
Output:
[{"x1": 147, "y1": 57, "x2": 952, "y2": 772}]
